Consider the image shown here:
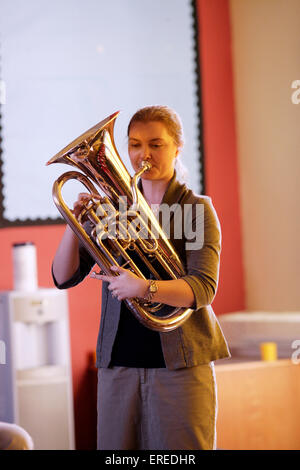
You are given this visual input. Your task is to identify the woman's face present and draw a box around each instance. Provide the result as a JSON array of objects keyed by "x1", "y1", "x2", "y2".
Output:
[{"x1": 128, "y1": 121, "x2": 179, "y2": 183}]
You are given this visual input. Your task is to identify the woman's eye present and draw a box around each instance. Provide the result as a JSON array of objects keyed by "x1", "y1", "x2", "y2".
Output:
[{"x1": 129, "y1": 143, "x2": 162, "y2": 149}]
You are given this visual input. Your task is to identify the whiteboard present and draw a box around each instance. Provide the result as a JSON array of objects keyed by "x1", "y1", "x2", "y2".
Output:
[{"x1": 0, "y1": 0, "x2": 202, "y2": 224}]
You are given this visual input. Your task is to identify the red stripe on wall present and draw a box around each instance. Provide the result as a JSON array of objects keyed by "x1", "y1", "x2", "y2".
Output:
[{"x1": 196, "y1": 0, "x2": 245, "y2": 314}]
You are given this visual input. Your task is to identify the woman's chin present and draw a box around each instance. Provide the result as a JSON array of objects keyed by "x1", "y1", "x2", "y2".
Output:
[{"x1": 140, "y1": 170, "x2": 155, "y2": 180}]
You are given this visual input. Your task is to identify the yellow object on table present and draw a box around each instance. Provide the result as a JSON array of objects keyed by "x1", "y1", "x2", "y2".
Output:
[{"x1": 260, "y1": 342, "x2": 278, "y2": 361}]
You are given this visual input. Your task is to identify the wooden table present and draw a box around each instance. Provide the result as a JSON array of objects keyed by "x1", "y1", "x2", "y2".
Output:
[{"x1": 215, "y1": 359, "x2": 300, "y2": 450}]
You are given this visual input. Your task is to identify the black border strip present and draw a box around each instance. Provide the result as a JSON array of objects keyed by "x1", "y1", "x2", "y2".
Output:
[
  {"x1": 0, "y1": 1, "x2": 205, "y2": 228},
  {"x1": 191, "y1": 0, "x2": 206, "y2": 195}
]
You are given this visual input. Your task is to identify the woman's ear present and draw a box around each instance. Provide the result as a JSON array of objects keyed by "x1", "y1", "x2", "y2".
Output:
[{"x1": 175, "y1": 146, "x2": 181, "y2": 158}]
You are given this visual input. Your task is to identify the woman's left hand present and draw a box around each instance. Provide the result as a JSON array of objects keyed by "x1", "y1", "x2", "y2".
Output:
[{"x1": 90, "y1": 265, "x2": 148, "y2": 301}]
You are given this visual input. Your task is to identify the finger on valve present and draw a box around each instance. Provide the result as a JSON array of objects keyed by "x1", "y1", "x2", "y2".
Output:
[{"x1": 73, "y1": 192, "x2": 91, "y2": 218}]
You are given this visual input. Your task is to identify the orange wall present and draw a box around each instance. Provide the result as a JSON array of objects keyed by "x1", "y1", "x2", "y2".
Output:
[
  {"x1": 197, "y1": 0, "x2": 245, "y2": 314},
  {"x1": 0, "y1": 0, "x2": 244, "y2": 449},
  {"x1": 0, "y1": 225, "x2": 101, "y2": 449}
]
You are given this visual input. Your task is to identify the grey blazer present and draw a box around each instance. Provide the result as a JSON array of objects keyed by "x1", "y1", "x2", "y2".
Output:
[{"x1": 53, "y1": 172, "x2": 230, "y2": 370}]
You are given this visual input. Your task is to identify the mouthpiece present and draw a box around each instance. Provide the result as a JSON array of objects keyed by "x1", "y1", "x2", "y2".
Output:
[{"x1": 141, "y1": 161, "x2": 152, "y2": 171}]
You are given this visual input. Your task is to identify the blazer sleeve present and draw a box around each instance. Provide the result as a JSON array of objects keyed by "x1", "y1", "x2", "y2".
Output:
[
  {"x1": 181, "y1": 197, "x2": 222, "y2": 311},
  {"x1": 52, "y1": 224, "x2": 96, "y2": 289}
]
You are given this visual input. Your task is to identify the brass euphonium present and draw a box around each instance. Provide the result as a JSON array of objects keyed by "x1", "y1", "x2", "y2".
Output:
[{"x1": 47, "y1": 112, "x2": 193, "y2": 332}]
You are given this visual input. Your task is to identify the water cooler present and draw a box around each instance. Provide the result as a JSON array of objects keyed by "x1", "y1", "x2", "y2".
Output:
[{"x1": 0, "y1": 243, "x2": 75, "y2": 450}]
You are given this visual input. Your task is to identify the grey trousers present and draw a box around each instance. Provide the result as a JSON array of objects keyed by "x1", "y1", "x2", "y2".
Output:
[{"x1": 97, "y1": 363, "x2": 217, "y2": 450}]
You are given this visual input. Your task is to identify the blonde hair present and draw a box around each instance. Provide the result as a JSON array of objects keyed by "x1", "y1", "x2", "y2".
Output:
[
  {"x1": 127, "y1": 105, "x2": 184, "y2": 148},
  {"x1": 127, "y1": 105, "x2": 188, "y2": 183}
]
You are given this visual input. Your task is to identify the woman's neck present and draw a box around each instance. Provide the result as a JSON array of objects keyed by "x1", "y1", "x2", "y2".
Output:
[{"x1": 141, "y1": 178, "x2": 170, "y2": 206}]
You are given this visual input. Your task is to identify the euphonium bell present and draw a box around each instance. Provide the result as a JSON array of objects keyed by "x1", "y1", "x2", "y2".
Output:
[{"x1": 46, "y1": 112, "x2": 193, "y2": 332}]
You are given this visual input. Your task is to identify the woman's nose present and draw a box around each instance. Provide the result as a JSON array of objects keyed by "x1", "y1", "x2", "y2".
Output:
[{"x1": 143, "y1": 147, "x2": 151, "y2": 160}]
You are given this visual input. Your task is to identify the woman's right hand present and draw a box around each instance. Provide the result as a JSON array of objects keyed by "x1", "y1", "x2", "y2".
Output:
[{"x1": 72, "y1": 192, "x2": 91, "y2": 218}]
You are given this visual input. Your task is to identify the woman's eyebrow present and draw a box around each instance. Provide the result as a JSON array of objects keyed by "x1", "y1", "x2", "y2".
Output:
[{"x1": 128, "y1": 137, "x2": 165, "y2": 142}]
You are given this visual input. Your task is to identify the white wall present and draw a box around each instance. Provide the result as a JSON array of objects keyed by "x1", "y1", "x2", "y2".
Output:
[
  {"x1": 230, "y1": 0, "x2": 300, "y2": 310},
  {"x1": 0, "y1": 0, "x2": 200, "y2": 222}
]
